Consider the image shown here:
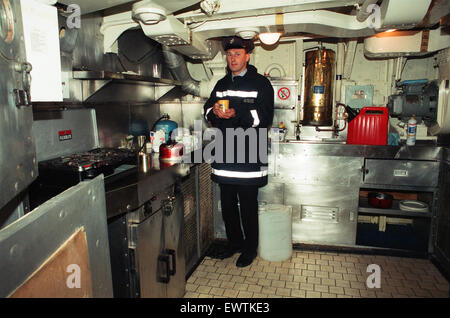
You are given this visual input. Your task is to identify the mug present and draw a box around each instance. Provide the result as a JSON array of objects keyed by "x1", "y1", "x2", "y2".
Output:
[{"x1": 218, "y1": 99, "x2": 229, "y2": 112}]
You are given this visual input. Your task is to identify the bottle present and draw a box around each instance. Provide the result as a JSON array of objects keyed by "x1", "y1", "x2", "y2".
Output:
[
  {"x1": 406, "y1": 115, "x2": 417, "y2": 146},
  {"x1": 278, "y1": 122, "x2": 287, "y2": 141}
]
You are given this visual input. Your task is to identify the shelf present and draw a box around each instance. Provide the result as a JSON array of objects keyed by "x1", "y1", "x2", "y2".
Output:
[
  {"x1": 32, "y1": 101, "x2": 91, "y2": 111},
  {"x1": 68, "y1": 70, "x2": 184, "y2": 103},
  {"x1": 358, "y1": 197, "x2": 431, "y2": 218},
  {"x1": 73, "y1": 70, "x2": 182, "y2": 86},
  {"x1": 360, "y1": 183, "x2": 438, "y2": 192}
]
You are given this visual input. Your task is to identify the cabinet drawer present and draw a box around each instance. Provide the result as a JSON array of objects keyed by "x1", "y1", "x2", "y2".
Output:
[{"x1": 363, "y1": 159, "x2": 439, "y2": 187}]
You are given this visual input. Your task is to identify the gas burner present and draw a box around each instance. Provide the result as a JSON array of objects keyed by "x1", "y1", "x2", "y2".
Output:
[
  {"x1": 30, "y1": 148, "x2": 138, "y2": 211},
  {"x1": 39, "y1": 148, "x2": 137, "y2": 178}
]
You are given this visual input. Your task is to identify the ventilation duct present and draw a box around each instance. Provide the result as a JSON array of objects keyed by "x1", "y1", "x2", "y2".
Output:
[
  {"x1": 162, "y1": 45, "x2": 200, "y2": 97},
  {"x1": 118, "y1": 29, "x2": 166, "y2": 78}
]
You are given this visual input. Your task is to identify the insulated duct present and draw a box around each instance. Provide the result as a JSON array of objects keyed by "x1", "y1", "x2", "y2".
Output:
[
  {"x1": 162, "y1": 45, "x2": 200, "y2": 97},
  {"x1": 356, "y1": 0, "x2": 380, "y2": 23}
]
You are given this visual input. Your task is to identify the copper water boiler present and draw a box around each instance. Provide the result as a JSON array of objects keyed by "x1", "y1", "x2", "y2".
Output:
[{"x1": 303, "y1": 48, "x2": 335, "y2": 126}]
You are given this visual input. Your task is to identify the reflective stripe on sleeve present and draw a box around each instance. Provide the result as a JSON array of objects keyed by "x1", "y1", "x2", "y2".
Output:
[{"x1": 204, "y1": 107, "x2": 213, "y2": 120}]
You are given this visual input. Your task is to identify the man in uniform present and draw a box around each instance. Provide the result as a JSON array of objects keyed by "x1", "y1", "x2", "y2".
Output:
[{"x1": 203, "y1": 36, "x2": 274, "y2": 267}]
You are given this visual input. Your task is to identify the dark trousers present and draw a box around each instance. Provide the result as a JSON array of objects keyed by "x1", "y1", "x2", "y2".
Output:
[{"x1": 219, "y1": 184, "x2": 259, "y2": 254}]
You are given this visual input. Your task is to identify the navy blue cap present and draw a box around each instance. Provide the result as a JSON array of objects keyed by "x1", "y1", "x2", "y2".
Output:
[{"x1": 222, "y1": 36, "x2": 254, "y2": 52}]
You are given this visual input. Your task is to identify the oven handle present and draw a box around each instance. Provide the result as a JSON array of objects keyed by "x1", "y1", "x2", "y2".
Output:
[
  {"x1": 165, "y1": 249, "x2": 176, "y2": 276},
  {"x1": 157, "y1": 254, "x2": 170, "y2": 284}
]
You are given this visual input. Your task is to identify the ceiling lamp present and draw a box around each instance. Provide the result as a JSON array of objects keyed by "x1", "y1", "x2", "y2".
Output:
[
  {"x1": 236, "y1": 27, "x2": 259, "y2": 40},
  {"x1": 259, "y1": 32, "x2": 282, "y2": 45},
  {"x1": 132, "y1": 2, "x2": 167, "y2": 25}
]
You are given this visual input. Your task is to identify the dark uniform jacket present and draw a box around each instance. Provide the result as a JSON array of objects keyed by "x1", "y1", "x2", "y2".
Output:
[{"x1": 203, "y1": 64, "x2": 274, "y2": 186}]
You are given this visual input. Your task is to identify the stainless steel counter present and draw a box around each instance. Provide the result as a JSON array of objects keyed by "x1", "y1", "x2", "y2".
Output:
[
  {"x1": 105, "y1": 155, "x2": 191, "y2": 298},
  {"x1": 107, "y1": 142, "x2": 447, "y2": 253},
  {"x1": 278, "y1": 141, "x2": 445, "y2": 161},
  {"x1": 258, "y1": 142, "x2": 447, "y2": 248},
  {"x1": 105, "y1": 156, "x2": 192, "y2": 219}
]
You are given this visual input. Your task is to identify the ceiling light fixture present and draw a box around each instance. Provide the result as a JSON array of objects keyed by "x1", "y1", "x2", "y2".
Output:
[
  {"x1": 132, "y1": 2, "x2": 167, "y2": 25},
  {"x1": 259, "y1": 32, "x2": 282, "y2": 45},
  {"x1": 235, "y1": 27, "x2": 259, "y2": 40}
]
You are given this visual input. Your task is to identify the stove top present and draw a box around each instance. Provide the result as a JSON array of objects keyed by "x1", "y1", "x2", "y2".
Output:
[
  {"x1": 30, "y1": 148, "x2": 137, "y2": 211},
  {"x1": 38, "y1": 148, "x2": 137, "y2": 181},
  {"x1": 39, "y1": 148, "x2": 137, "y2": 172}
]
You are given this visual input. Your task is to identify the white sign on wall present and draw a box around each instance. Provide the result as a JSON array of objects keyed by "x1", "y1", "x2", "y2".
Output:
[{"x1": 20, "y1": 0, "x2": 63, "y2": 102}]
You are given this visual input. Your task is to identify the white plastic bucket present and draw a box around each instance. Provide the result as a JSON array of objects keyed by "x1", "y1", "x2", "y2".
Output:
[{"x1": 258, "y1": 203, "x2": 293, "y2": 262}]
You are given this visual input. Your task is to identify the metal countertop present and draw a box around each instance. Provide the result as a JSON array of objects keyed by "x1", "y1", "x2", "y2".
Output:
[
  {"x1": 104, "y1": 155, "x2": 193, "y2": 219},
  {"x1": 277, "y1": 142, "x2": 447, "y2": 161},
  {"x1": 103, "y1": 143, "x2": 450, "y2": 219}
]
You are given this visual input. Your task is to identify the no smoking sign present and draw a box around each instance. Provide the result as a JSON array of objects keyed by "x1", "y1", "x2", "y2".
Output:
[{"x1": 277, "y1": 87, "x2": 291, "y2": 100}]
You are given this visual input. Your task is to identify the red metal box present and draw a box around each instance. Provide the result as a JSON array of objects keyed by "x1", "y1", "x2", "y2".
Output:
[{"x1": 347, "y1": 107, "x2": 389, "y2": 145}]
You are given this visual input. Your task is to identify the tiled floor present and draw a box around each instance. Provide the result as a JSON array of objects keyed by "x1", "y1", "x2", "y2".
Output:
[{"x1": 184, "y1": 250, "x2": 449, "y2": 298}]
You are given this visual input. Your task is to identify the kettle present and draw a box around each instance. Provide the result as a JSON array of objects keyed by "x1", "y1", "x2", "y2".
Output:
[
  {"x1": 159, "y1": 131, "x2": 183, "y2": 161},
  {"x1": 159, "y1": 141, "x2": 183, "y2": 161}
]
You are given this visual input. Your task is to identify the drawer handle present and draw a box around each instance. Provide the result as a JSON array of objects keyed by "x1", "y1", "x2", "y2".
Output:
[
  {"x1": 157, "y1": 255, "x2": 170, "y2": 284},
  {"x1": 166, "y1": 249, "x2": 176, "y2": 276}
]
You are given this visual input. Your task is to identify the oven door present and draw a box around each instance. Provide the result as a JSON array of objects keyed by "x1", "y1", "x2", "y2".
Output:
[
  {"x1": 135, "y1": 209, "x2": 167, "y2": 298},
  {"x1": 164, "y1": 189, "x2": 186, "y2": 298}
]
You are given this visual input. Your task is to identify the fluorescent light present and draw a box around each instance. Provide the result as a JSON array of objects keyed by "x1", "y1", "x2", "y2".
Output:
[{"x1": 259, "y1": 32, "x2": 281, "y2": 45}]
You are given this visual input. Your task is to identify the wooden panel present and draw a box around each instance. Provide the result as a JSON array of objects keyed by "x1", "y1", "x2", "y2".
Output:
[{"x1": 10, "y1": 228, "x2": 93, "y2": 298}]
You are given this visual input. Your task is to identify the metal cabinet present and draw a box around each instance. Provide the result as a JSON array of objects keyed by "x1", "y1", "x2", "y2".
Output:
[
  {"x1": 108, "y1": 184, "x2": 185, "y2": 298},
  {"x1": 360, "y1": 158, "x2": 440, "y2": 254},
  {"x1": 279, "y1": 156, "x2": 363, "y2": 246},
  {"x1": 213, "y1": 151, "x2": 365, "y2": 246},
  {"x1": 134, "y1": 209, "x2": 165, "y2": 297},
  {"x1": 131, "y1": 185, "x2": 185, "y2": 298},
  {"x1": 163, "y1": 192, "x2": 185, "y2": 298},
  {"x1": 363, "y1": 159, "x2": 440, "y2": 188}
]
